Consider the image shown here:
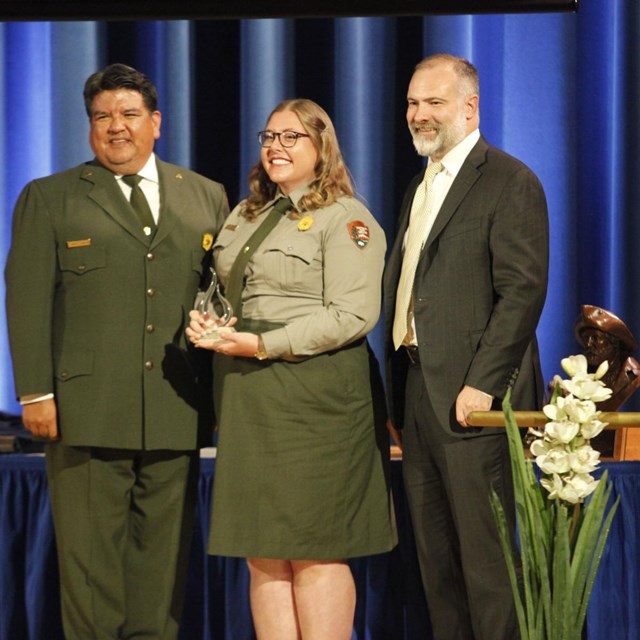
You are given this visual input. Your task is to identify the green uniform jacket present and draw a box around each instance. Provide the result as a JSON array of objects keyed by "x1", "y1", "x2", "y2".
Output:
[{"x1": 5, "y1": 157, "x2": 228, "y2": 450}]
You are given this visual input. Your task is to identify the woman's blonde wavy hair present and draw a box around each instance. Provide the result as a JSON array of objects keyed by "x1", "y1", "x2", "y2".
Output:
[{"x1": 242, "y1": 99, "x2": 354, "y2": 220}]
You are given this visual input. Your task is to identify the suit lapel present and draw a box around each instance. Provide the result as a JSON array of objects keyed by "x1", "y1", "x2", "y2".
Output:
[
  {"x1": 150, "y1": 159, "x2": 182, "y2": 248},
  {"x1": 386, "y1": 137, "x2": 489, "y2": 340},
  {"x1": 82, "y1": 162, "x2": 149, "y2": 244},
  {"x1": 422, "y1": 136, "x2": 488, "y2": 253},
  {"x1": 82, "y1": 158, "x2": 185, "y2": 248}
]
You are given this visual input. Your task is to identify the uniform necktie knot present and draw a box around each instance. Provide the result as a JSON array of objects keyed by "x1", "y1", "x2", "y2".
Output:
[
  {"x1": 122, "y1": 174, "x2": 142, "y2": 188},
  {"x1": 272, "y1": 196, "x2": 293, "y2": 216}
]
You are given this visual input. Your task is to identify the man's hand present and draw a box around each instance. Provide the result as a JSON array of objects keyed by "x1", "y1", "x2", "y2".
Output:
[
  {"x1": 455, "y1": 385, "x2": 493, "y2": 427},
  {"x1": 22, "y1": 398, "x2": 59, "y2": 440}
]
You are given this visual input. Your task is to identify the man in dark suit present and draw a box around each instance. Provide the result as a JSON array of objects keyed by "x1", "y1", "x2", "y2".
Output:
[
  {"x1": 384, "y1": 54, "x2": 548, "y2": 639},
  {"x1": 4, "y1": 64, "x2": 228, "y2": 639}
]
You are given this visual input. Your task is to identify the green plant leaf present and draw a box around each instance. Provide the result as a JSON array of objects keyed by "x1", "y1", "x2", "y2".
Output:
[{"x1": 496, "y1": 387, "x2": 618, "y2": 640}]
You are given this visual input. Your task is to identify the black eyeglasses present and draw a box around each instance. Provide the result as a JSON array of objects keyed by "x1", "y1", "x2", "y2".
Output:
[{"x1": 258, "y1": 130, "x2": 310, "y2": 148}]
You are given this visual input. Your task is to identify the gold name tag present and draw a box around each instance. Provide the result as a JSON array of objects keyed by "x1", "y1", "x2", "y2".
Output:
[{"x1": 66, "y1": 239, "x2": 92, "y2": 248}]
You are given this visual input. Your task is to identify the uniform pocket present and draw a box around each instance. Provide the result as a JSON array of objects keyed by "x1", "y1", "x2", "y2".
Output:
[
  {"x1": 57, "y1": 246, "x2": 106, "y2": 275},
  {"x1": 262, "y1": 236, "x2": 320, "y2": 292},
  {"x1": 54, "y1": 349, "x2": 94, "y2": 382}
]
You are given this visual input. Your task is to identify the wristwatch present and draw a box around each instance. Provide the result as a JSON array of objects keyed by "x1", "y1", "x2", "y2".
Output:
[{"x1": 254, "y1": 336, "x2": 268, "y2": 361}]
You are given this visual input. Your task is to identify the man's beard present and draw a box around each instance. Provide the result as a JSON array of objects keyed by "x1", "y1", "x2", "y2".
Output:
[{"x1": 410, "y1": 113, "x2": 467, "y2": 158}]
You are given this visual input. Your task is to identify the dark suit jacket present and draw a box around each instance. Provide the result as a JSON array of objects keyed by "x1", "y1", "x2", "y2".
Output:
[
  {"x1": 5, "y1": 157, "x2": 228, "y2": 449},
  {"x1": 384, "y1": 136, "x2": 549, "y2": 435}
]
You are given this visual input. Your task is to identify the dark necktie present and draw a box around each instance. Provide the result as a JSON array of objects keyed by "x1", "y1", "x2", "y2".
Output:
[
  {"x1": 122, "y1": 174, "x2": 156, "y2": 236},
  {"x1": 224, "y1": 196, "x2": 293, "y2": 324}
]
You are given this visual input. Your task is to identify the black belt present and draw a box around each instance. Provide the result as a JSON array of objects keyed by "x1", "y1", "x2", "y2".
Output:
[{"x1": 404, "y1": 345, "x2": 421, "y2": 366}]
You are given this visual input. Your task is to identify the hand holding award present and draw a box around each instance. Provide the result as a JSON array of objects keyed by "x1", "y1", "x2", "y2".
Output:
[{"x1": 189, "y1": 266, "x2": 236, "y2": 346}]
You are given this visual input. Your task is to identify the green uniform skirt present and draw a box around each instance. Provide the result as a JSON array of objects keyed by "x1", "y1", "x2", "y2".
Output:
[{"x1": 208, "y1": 339, "x2": 396, "y2": 560}]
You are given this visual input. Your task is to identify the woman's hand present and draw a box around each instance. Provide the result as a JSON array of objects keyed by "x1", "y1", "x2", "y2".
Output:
[
  {"x1": 207, "y1": 331, "x2": 261, "y2": 358},
  {"x1": 186, "y1": 310, "x2": 258, "y2": 357},
  {"x1": 186, "y1": 309, "x2": 218, "y2": 343}
]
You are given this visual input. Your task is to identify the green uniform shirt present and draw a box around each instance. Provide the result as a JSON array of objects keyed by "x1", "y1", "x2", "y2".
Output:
[{"x1": 213, "y1": 186, "x2": 386, "y2": 361}]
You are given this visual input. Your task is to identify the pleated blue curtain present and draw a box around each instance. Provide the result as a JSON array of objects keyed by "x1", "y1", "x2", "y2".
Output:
[
  {"x1": 135, "y1": 20, "x2": 194, "y2": 167},
  {"x1": 577, "y1": 2, "x2": 640, "y2": 329},
  {"x1": 239, "y1": 19, "x2": 295, "y2": 188},
  {"x1": 587, "y1": 462, "x2": 640, "y2": 637},
  {"x1": 0, "y1": 21, "x2": 193, "y2": 412},
  {"x1": 421, "y1": 13, "x2": 579, "y2": 387},
  {"x1": 1, "y1": 1, "x2": 640, "y2": 417},
  {"x1": 333, "y1": 18, "x2": 398, "y2": 354},
  {"x1": 0, "y1": 22, "x2": 100, "y2": 413}
]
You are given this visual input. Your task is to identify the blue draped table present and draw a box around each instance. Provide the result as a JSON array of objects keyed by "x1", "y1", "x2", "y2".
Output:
[{"x1": 0, "y1": 455, "x2": 637, "y2": 639}]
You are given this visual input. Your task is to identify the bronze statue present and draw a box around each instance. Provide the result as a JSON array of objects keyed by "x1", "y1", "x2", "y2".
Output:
[{"x1": 575, "y1": 304, "x2": 640, "y2": 411}]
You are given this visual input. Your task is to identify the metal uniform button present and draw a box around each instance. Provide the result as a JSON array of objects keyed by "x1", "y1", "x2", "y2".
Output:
[
  {"x1": 144, "y1": 361, "x2": 153, "y2": 370},
  {"x1": 146, "y1": 324, "x2": 154, "y2": 333},
  {"x1": 146, "y1": 252, "x2": 154, "y2": 261},
  {"x1": 146, "y1": 288, "x2": 155, "y2": 297},
  {"x1": 77, "y1": 264, "x2": 86, "y2": 272},
  {"x1": 60, "y1": 371, "x2": 68, "y2": 379}
]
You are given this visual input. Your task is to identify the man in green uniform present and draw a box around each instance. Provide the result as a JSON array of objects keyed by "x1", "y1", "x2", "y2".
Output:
[{"x1": 4, "y1": 63, "x2": 228, "y2": 639}]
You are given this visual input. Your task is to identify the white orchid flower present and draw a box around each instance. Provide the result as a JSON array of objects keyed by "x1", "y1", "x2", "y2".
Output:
[
  {"x1": 558, "y1": 484, "x2": 585, "y2": 504},
  {"x1": 543, "y1": 402, "x2": 566, "y2": 422},
  {"x1": 560, "y1": 397, "x2": 598, "y2": 423},
  {"x1": 540, "y1": 473, "x2": 565, "y2": 500},
  {"x1": 536, "y1": 446, "x2": 572, "y2": 475},
  {"x1": 564, "y1": 473, "x2": 599, "y2": 501},
  {"x1": 530, "y1": 438, "x2": 551, "y2": 457},
  {"x1": 545, "y1": 420, "x2": 580, "y2": 444},
  {"x1": 568, "y1": 445, "x2": 600, "y2": 474},
  {"x1": 538, "y1": 354, "x2": 612, "y2": 504},
  {"x1": 583, "y1": 382, "x2": 613, "y2": 403},
  {"x1": 541, "y1": 472, "x2": 597, "y2": 504},
  {"x1": 594, "y1": 359, "x2": 609, "y2": 380},
  {"x1": 561, "y1": 377, "x2": 612, "y2": 402},
  {"x1": 580, "y1": 419, "x2": 607, "y2": 440},
  {"x1": 561, "y1": 354, "x2": 588, "y2": 377}
]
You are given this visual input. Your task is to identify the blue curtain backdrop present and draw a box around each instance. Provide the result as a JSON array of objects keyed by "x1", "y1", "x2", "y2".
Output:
[{"x1": 1, "y1": 2, "x2": 639, "y2": 420}]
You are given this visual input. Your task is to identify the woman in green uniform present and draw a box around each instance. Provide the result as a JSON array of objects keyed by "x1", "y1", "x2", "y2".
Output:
[{"x1": 187, "y1": 98, "x2": 396, "y2": 640}]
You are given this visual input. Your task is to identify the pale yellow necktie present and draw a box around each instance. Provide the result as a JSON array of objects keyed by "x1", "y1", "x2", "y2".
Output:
[{"x1": 392, "y1": 161, "x2": 443, "y2": 349}]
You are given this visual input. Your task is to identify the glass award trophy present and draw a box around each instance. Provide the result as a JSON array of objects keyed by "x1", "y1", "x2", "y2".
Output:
[{"x1": 193, "y1": 266, "x2": 236, "y2": 345}]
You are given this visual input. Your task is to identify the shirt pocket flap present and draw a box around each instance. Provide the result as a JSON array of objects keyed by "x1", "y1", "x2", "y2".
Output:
[
  {"x1": 57, "y1": 246, "x2": 106, "y2": 275},
  {"x1": 54, "y1": 349, "x2": 94, "y2": 382},
  {"x1": 265, "y1": 236, "x2": 318, "y2": 265}
]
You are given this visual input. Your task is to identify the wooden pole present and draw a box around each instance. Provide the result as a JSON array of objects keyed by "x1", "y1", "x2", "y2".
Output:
[{"x1": 467, "y1": 411, "x2": 640, "y2": 428}]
